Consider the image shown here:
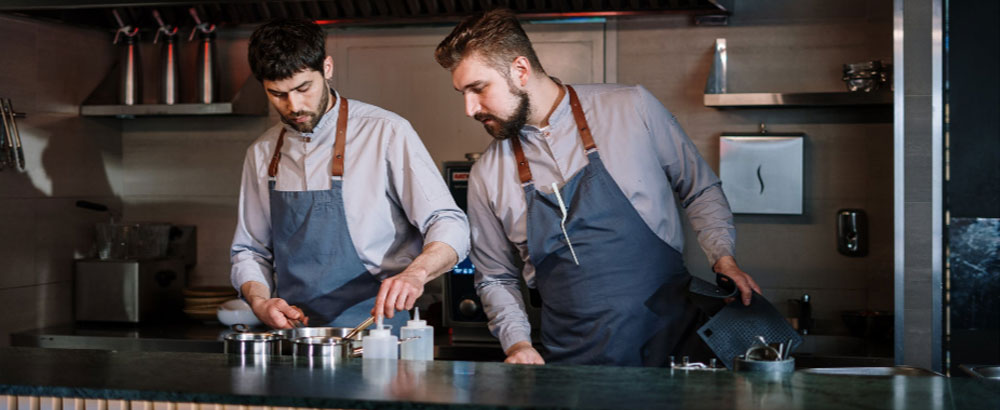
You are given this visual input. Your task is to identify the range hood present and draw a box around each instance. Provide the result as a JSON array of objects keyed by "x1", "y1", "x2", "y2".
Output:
[{"x1": 1, "y1": 0, "x2": 730, "y2": 31}]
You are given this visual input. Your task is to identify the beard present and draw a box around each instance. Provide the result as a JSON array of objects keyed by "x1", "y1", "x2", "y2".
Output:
[
  {"x1": 280, "y1": 87, "x2": 330, "y2": 133},
  {"x1": 474, "y1": 88, "x2": 530, "y2": 141}
]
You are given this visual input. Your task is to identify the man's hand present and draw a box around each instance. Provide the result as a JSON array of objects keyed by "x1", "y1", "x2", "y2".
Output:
[
  {"x1": 247, "y1": 295, "x2": 308, "y2": 329},
  {"x1": 373, "y1": 269, "x2": 427, "y2": 319},
  {"x1": 504, "y1": 341, "x2": 545, "y2": 365},
  {"x1": 713, "y1": 255, "x2": 761, "y2": 306},
  {"x1": 371, "y1": 241, "x2": 458, "y2": 319}
]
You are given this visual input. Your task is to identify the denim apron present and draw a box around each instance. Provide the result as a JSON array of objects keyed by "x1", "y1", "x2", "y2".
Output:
[
  {"x1": 512, "y1": 86, "x2": 706, "y2": 366},
  {"x1": 267, "y1": 96, "x2": 408, "y2": 332}
]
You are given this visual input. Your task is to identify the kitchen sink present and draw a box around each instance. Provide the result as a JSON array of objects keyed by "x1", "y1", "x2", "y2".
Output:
[
  {"x1": 799, "y1": 366, "x2": 942, "y2": 377},
  {"x1": 960, "y1": 365, "x2": 1000, "y2": 380}
]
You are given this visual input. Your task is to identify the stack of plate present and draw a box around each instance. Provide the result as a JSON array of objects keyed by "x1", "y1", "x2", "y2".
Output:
[{"x1": 183, "y1": 286, "x2": 238, "y2": 321}]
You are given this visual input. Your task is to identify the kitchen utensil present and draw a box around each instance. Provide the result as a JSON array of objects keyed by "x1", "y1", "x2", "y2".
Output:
[
  {"x1": 189, "y1": 8, "x2": 218, "y2": 104},
  {"x1": 2, "y1": 99, "x2": 23, "y2": 170},
  {"x1": 271, "y1": 327, "x2": 370, "y2": 355},
  {"x1": 345, "y1": 315, "x2": 376, "y2": 340},
  {"x1": 224, "y1": 332, "x2": 281, "y2": 360},
  {"x1": 112, "y1": 9, "x2": 142, "y2": 105},
  {"x1": 733, "y1": 356, "x2": 795, "y2": 373},
  {"x1": 696, "y1": 289, "x2": 803, "y2": 370},
  {"x1": 0, "y1": 97, "x2": 14, "y2": 169},
  {"x1": 153, "y1": 10, "x2": 180, "y2": 105}
]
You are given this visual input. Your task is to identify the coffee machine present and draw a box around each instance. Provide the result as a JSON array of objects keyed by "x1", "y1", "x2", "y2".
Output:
[{"x1": 442, "y1": 155, "x2": 541, "y2": 343}]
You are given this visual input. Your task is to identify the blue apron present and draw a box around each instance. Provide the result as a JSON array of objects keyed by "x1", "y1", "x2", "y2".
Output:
[
  {"x1": 512, "y1": 86, "x2": 707, "y2": 366},
  {"x1": 267, "y1": 96, "x2": 408, "y2": 332}
]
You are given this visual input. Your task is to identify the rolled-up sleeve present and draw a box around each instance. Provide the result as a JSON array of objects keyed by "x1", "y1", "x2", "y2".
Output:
[
  {"x1": 468, "y1": 166, "x2": 532, "y2": 351},
  {"x1": 386, "y1": 122, "x2": 470, "y2": 260},
  {"x1": 230, "y1": 147, "x2": 275, "y2": 296},
  {"x1": 638, "y1": 86, "x2": 736, "y2": 266}
]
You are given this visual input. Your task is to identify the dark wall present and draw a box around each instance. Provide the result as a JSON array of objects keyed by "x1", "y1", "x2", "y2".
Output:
[
  {"x1": 946, "y1": 0, "x2": 1000, "y2": 375},
  {"x1": 947, "y1": 0, "x2": 1000, "y2": 218}
]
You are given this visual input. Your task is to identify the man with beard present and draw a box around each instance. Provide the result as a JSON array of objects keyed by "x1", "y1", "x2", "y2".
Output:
[
  {"x1": 231, "y1": 19, "x2": 469, "y2": 332},
  {"x1": 434, "y1": 9, "x2": 760, "y2": 366}
]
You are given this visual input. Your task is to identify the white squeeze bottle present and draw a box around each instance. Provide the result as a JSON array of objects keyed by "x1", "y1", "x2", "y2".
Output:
[
  {"x1": 362, "y1": 315, "x2": 398, "y2": 359},
  {"x1": 400, "y1": 307, "x2": 434, "y2": 360}
]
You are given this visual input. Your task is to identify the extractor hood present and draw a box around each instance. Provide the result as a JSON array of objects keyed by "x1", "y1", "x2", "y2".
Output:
[{"x1": 0, "y1": 0, "x2": 730, "y2": 31}]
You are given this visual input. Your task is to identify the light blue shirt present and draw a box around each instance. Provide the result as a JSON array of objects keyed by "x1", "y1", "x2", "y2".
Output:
[
  {"x1": 231, "y1": 94, "x2": 470, "y2": 295},
  {"x1": 468, "y1": 84, "x2": 735, "y2": 350}
]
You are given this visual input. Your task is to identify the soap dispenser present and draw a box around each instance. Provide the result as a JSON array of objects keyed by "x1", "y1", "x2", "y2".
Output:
[
  {"x1": 400, "y1": 307, "x2": 434, "y2": 360},
  {"x1": 362, "y1": 316, "x2": 398, "y2": 359}
]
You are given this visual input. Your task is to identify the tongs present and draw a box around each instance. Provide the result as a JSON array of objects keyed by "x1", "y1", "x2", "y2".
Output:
[{"x1": 344, "y1": 315, "x2": 376, "y2": 340}]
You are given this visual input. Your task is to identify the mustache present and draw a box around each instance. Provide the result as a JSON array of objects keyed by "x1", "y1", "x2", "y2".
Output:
[
  {"x1": 288, "y1": 111, "x2": 316, "y2": 118},
  {"x1": 473, "y1": 113, "x2": 499, "y2": 123}
]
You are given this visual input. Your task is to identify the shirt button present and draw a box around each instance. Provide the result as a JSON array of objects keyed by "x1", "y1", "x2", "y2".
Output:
[
  {"x1": 304, "y1": 137, "x2": 312, "y2": 143},
  {"x1": 543, "y1": 131, "x2": 551, "y2": 137}
]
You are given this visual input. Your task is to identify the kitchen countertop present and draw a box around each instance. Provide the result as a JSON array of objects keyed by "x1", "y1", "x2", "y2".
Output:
[
  {"x1": 10, "y1": 322, "x2": 507, "y2": 361},
  {"x1": 1, "y1": 347, "x2": 997, "y2": 410}
]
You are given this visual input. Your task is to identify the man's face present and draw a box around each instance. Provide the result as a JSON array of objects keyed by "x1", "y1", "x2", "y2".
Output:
[
  {"x1": 263, "y1": 57, "x2": 334, "y2": 133},
  {"x1": 452, "y1": 54, "x2": 531, "y2": 140}
]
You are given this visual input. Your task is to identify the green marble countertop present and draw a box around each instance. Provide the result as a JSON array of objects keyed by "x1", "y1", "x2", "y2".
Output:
[{"x1": 0, "y1": 347, "x2": 997, "y2": 409}]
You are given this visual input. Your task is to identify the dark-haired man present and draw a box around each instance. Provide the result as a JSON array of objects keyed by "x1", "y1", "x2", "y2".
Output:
[
  {"x1": 231, "y1": 19, "x2": 469, "y2": 331},
  {"x1": 435, "y1": 9, "x2": 760, "y2": 366}
]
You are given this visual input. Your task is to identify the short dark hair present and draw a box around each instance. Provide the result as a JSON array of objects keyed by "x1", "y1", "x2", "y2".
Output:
[
  {"x1": 435, "y1": 9, "x2": 545, "y2": 76},
  {"x1": 248, "y1": 18, "x2": 326, "y2": 82}
]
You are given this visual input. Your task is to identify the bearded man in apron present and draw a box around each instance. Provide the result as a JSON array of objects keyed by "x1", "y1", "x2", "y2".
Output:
[
  {"x1": 231, "y1": 19, "x2": 469, "y2": 331},
  {"x1": 435, "y1": 9, "x2": 761, "y2": 366}
]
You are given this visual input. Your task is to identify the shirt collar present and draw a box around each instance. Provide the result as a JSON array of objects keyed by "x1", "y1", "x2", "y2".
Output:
[{"x1": 520, "y1": 84, "x2": 570, "y2": 136}]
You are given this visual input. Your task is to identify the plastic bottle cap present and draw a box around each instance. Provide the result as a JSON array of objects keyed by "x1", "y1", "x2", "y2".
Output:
[{"x1": 406, "y1": 307, "x2": 428, "y2": 328}]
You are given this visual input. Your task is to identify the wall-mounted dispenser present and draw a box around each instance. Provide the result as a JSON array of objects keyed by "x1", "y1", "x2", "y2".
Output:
[{"x1": 837, "y1": 209, "x2": 868, "y2": 256}]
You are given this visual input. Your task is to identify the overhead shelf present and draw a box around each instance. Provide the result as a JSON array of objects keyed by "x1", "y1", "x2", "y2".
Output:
[
  {"x1": 704, "y1": 91, "x2": 892, "y2": 108},
  {"x1": 80, "y1": 64, "x2": 268, "y2": 118},
  {"x1": 703, "y1": 38, "x2": 892, "y2": 108},
  {"x1": 81, "y1": 102, "x2": 258, "y2": 117}
]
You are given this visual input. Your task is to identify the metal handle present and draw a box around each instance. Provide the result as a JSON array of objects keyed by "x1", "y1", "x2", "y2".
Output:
[{"x1": 344, "y1": 315, "x2": 375, "y2": 340}]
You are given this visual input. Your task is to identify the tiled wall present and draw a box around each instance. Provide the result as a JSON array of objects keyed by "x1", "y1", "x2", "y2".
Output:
[
  {"x1": 0, "y1": 15, "x2": 120, "y2": 346},
  {"x1": 617, "y1": 1, "x2": 894, "y2": 335}
]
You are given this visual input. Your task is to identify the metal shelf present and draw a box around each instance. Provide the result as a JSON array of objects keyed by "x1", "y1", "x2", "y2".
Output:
[
  {"x1": 703, "y1": 38, "x2": 892, "y2": 108},
  {"x1": 80, "y1": 73, "x2": 267, "y2": 118},
  {"x1": 704, "y1": 91, "x2": 892, "y2": 108},
  {"x1": 82, "y1": 102, "x2": 251, "y2": 117}
]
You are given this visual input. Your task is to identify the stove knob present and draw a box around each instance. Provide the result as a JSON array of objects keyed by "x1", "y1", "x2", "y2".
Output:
[{"x1": 458, "y1": 298, "x2": 479, "y2": 317}]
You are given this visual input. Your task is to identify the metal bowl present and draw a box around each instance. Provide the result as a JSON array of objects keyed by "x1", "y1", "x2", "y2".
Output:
[
  {"x1": 271, "y1": 327, "x2": 369, "y2": 355},
  {"x1": 223, "y1": 332, "x2": 281, "y2": 363},
  {"x1": 291, "y1": 336, "x2": 361, "y2": 366}
]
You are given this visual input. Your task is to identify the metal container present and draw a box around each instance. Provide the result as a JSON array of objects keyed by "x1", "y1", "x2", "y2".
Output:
[
  {"x1": 734, "y1": 356, "x2": 796, "y2": 373},
  {"x1": 224, "y1": 332, "x2": 281, "y2": 363},
  {"x1": 96, "y1": 222, "x2": 171, "y2": 261},
  {"x1": 118, "y1": 35, "x2": 142, "y2": 105},
  {"x1": 271, "y1": 327, "x2": 368, "y2": 355},
  {"x1": 74, "y1": 258, "x2": 185, "y2": 323},
  {"x1": 292, "y1": 336, "x2": 360, "y2": 366}
]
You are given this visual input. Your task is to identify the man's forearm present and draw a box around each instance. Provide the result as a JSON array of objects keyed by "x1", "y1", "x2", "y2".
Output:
[
  {"x1": 240, "y1": 281, "x2": 271, "y2": 307},
  {"x1": 405, "y1": 241, "x2": 459, "y2": 284}
]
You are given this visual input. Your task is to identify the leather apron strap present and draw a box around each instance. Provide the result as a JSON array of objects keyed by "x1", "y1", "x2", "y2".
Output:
[
  {"x1": 511, "y1": 85, "x2": 595, "y2": 184},
  {"x1": 268, "y1": 96, "x2": 348, "y2": 178}
]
